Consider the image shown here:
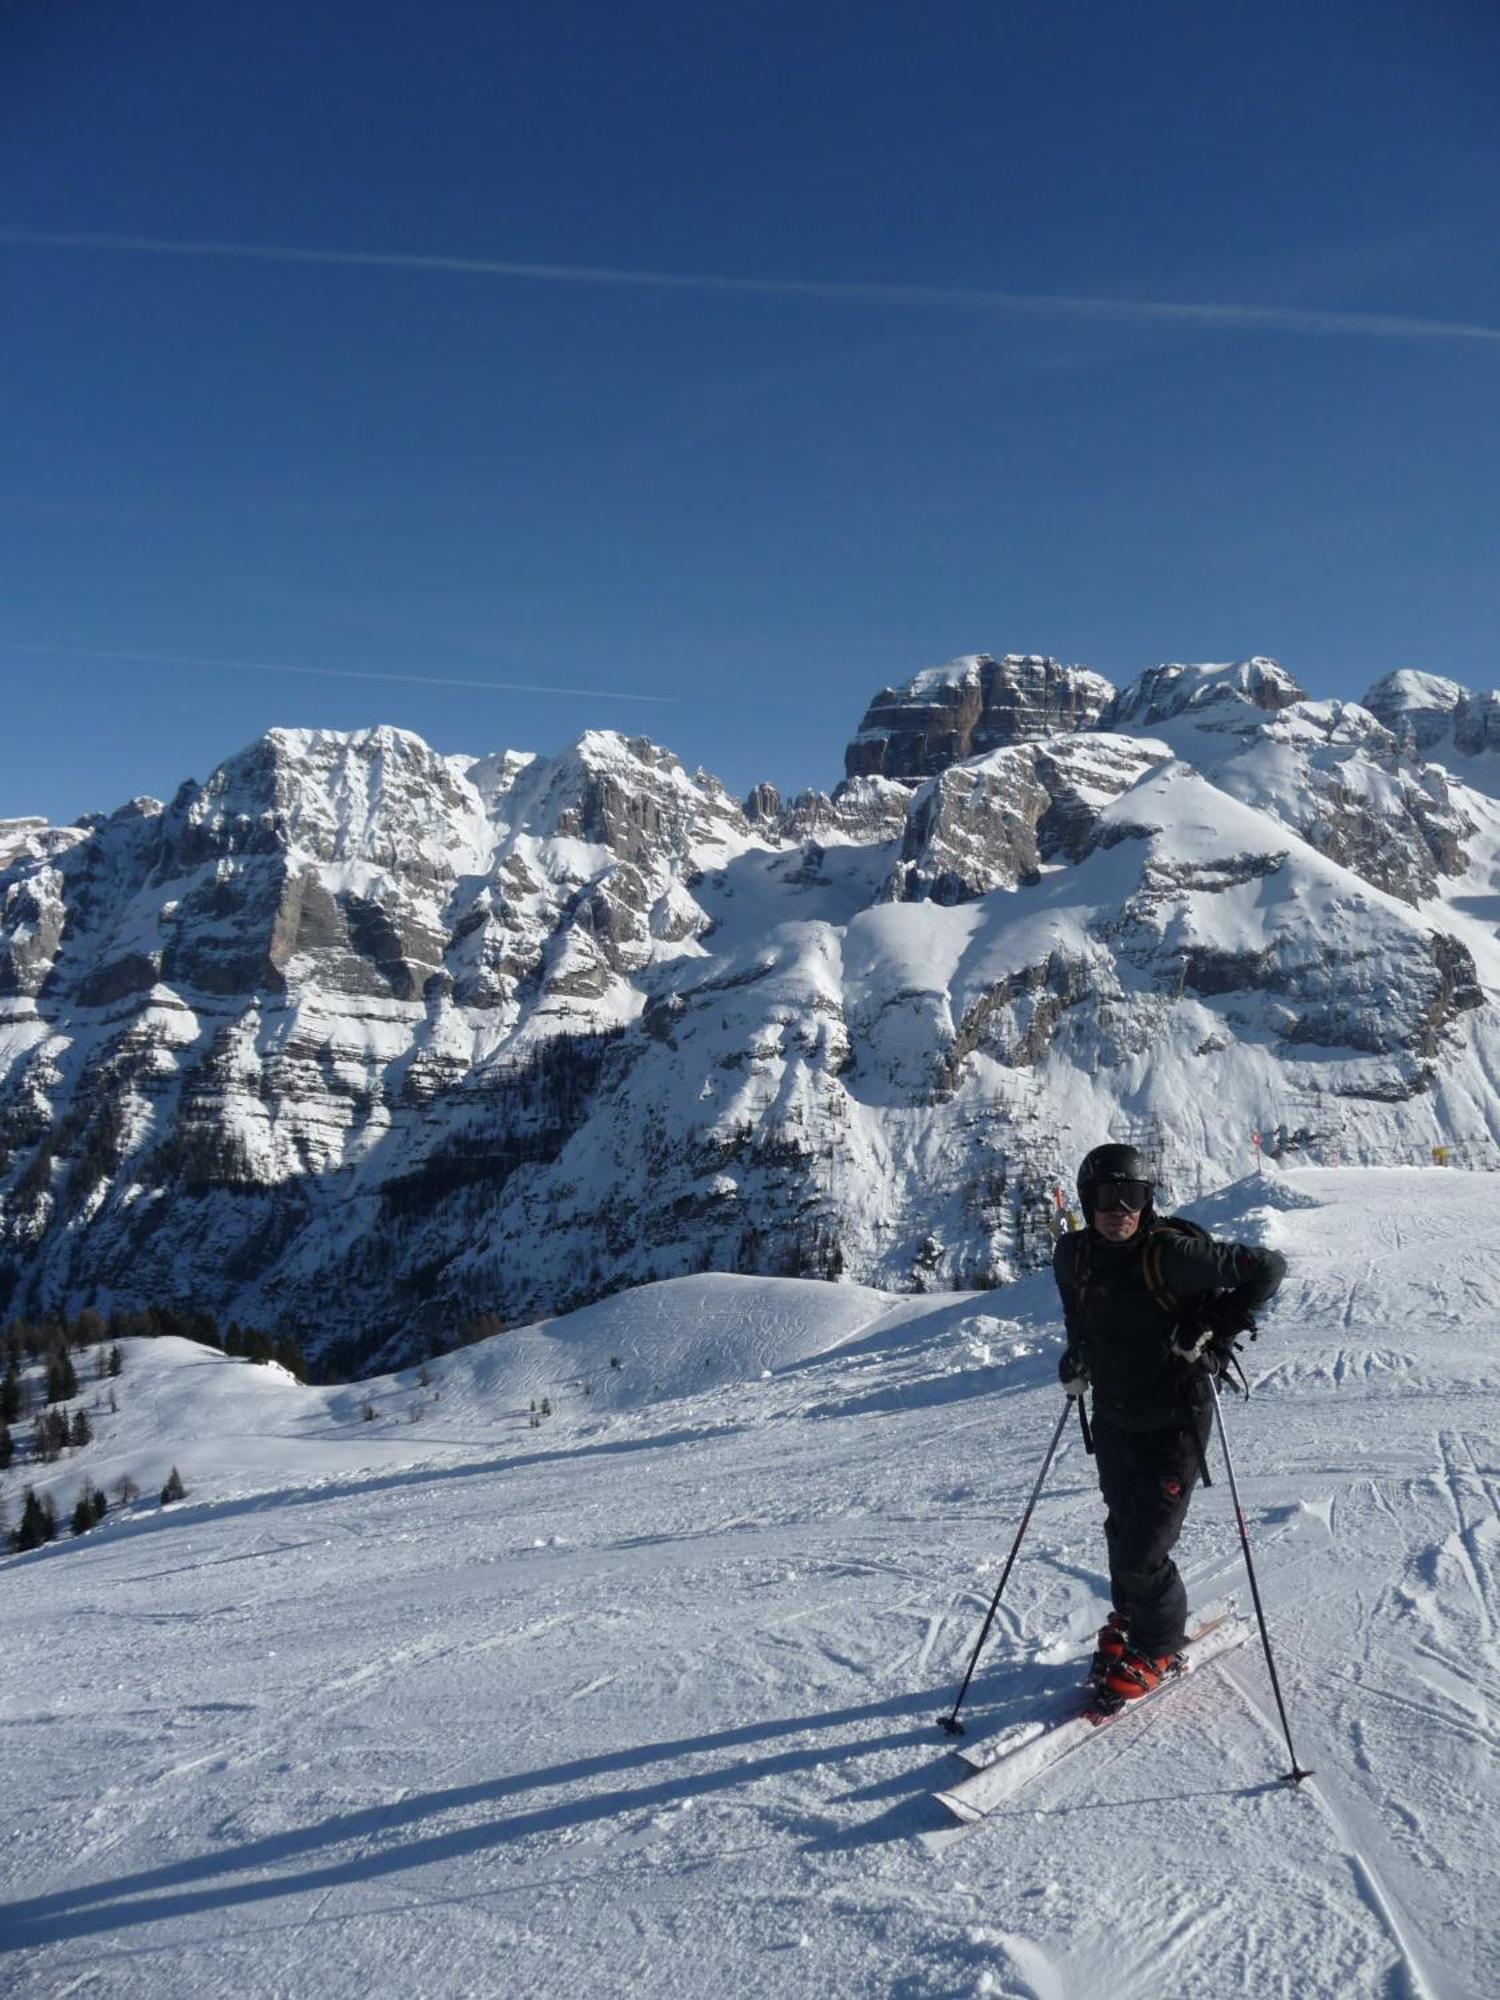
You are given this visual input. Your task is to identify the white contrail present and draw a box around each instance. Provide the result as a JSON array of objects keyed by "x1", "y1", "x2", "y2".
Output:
[
  {"x1": 2, "y1": 640, "x2": 676, "y2": 703},
  {"x1": 1, "y1": 224, "x2": 1496, "y2": 345}
]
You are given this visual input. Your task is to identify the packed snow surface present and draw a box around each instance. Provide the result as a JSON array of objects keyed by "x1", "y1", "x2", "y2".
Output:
[{"x1": 3, "y1": 1168, "x2": 1497, "y2": 1997}]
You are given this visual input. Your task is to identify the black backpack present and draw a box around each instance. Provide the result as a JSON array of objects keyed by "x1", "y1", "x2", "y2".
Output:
[
  {"x1": 1070, "y1": 1213, "x2": 1212, "y2": 1321},
  {"x1": 1072, "y1": 1214, "x2": 1252, "y2": 1389},
  {"x1": 1140, "y1": 1215, "x2": 1215, "y2": 1323}
]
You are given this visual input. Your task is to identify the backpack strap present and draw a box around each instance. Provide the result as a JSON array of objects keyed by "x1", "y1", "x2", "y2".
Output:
[
  {"x1": 1071, "y1": 1220, "x2": 1177, "y2": 1313},
  {"x1": 1140, "y1": 1215, "x2": 1220, "y2": 1322},
  {"x1": 1141, "y1": 1225, "x2": 1179, "y2": 1317},
  {"x1": 1144, "y1": 1222, "x2": 1223, "y2": 1471}
]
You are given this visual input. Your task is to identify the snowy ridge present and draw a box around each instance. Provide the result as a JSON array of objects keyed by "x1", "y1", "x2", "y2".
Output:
[
  {"x1": 3, "y1": 1167, "x2": 1496, "y2": 1997},
  {"x1": 5, "y1": 656, "x2": 1500, "y2": 1362}
]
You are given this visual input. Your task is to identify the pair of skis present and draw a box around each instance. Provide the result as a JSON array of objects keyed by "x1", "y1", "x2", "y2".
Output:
[
  {"x1": 934, "y1": 1607, "x2": 1253, "y2": 1823},
  {"x1": 929, "y1": 1377, "x2": 1311, "y2": 1825}
]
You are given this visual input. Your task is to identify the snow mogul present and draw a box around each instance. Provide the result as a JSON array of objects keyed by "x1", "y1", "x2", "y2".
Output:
[{"x1": 1054, "y1": 1143, "x2": 1286, "y2": 1703}]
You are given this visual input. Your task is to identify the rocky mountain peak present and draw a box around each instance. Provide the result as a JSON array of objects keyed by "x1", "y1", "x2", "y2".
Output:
[
  {"x1": 1099, "y1": 657, "x2": 1305, "y2": 733},
  {"x1": 0, "y1": 817, "x2": 87, "y2": 872},
  {"x1": 519, "y1": 730, "x2": 748, "y2": 870},
  {"x1": 6, "y1": 656, "x2": 1500, "y2": 1369},
  {"x1": 844, "y1": 653, "x2": 1114, "y2": 783},
  {"x1": 1363, "y1": 671, "x2": 1500, "y2": 761}
]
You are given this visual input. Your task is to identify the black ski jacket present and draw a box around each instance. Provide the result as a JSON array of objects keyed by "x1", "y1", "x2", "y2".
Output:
[{"x1": 1053, "y1": 1220, "x2": 1286, "y2": 1431}]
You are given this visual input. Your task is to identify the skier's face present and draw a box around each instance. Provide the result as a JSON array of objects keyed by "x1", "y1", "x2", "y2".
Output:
[
  {"x1": 1088, "y1": 1175, "x2": 1150, "y2": 1240},
  {"x1": 1092, "y1": 1205, "x2": 1142, "y2": 1242}
]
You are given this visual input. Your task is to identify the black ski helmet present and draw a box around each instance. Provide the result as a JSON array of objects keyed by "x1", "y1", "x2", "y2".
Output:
[{"x1": 1076, "y1": 1142, "x2": 1154, "y2": 1220}]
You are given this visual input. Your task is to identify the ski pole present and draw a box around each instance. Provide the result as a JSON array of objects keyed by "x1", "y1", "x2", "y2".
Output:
[
  {"x1": 1077, "y1": 1397, "x2": 1095, "y2": 1457},
  {"x1": 1208, "y1": 1372, "x2": 1312, "y2": 1784},
  {"x1": 938, "y1": 1399, "x2": 1072, "y2": 1737}
]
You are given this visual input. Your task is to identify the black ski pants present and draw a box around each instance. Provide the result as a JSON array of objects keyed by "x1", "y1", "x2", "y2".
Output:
[{"x1": 1091, "y1": 1411, "x2": 1211, "y2": 1655}]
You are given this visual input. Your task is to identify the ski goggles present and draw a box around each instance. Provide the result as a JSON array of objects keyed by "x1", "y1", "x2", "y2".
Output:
[{"x1": 1092, "y1": 1177, "x2": 1152, "y2": 1213}]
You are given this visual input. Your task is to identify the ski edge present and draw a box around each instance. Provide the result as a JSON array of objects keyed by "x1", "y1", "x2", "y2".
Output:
[
  {"x1": 934, "y1": 1610, "x2": 1253, "y2": 1822},
  {"x1": 954, "y1": 1603, "x2": 1242, "y2": 1772}
]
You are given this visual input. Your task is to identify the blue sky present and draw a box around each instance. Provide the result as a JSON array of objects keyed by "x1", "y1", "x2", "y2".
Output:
[{"x1": 2, "y1": 0, "x2": 1497, "y2": 825}]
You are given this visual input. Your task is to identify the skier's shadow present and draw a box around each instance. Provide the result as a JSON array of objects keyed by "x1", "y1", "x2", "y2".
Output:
[
  {"x1": 0, "y1": 1673, "x2": 1018, "y2": 1953},
  {"x1": 804, "y1": 1643, "x2": 1284, "y2": 1852},
  {"x1": 800, "y1": 1651, "x2": 1093, "y2": 1852}
]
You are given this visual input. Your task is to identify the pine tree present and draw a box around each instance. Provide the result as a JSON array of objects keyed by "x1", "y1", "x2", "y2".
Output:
[
  {"x1": 0, "y1": 1362, "x2": 21, "y2": 1422},
  {"x1": 45, "y1": 1349, "x2": 79, "y2": 1403},
  {"x1": 71, "y1": 1485, "x2": 99, "y2": 1537},
  {"x1": 92, "y1": 1486, "x2": 108, "y2": 1523},
  {"x1": 186, "y1": 1309, "x2": 220, "y2": 1350},
  {"x1": 272, "y1": 1335, "x2": 306, "y2": 1380},
  {"x1": 74, "y1": 1307, "x2": 107, "y2": 1350},
  {"x1": 107, "y1": 1345, "x2": 123, "y2": 1377},
  {"x1": 160, "y1": 1465, "x2": 186, "y2": 1505},
  {"x1": 14, "y1": 1487, "x2": 54, "y2": 1551},
  {"x1": 69, "y1": 1407, "x2": 93, "y2": 1447},
  {"x1": 0, "y1": 1421, "x2": 10, "y2": 1470}
]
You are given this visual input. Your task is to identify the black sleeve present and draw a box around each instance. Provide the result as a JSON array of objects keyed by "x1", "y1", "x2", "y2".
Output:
[
  {"x1": 1052, "y1": 1232, "x2": 1084, "y2": 1342},
  {"x1": 1160, "y1": 1232, "x2": 1287, "y2": 1314}
]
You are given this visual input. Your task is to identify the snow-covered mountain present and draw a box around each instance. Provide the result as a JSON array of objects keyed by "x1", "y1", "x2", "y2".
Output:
[
  {"x1": 5, "y1": 1168, "x2": 1497, "y2": 1998},
  {"x1": 4, "y1": 654, "x2": 1500, "y2": 1365}
]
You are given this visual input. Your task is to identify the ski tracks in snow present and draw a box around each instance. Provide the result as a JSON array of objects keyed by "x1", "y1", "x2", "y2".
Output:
[
  {"x1": 1432, "y1": 1428, "x2": 1500, "y2": 1645},
  {"x1": 1226, "y1": 1663, "x2": 1449, "y2": 2000},
  {"x1": 6, "y1": 1167, "x2": 1500, "y2": 1998}
]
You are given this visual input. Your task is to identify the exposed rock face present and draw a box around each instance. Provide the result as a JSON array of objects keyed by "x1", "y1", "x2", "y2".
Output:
[
  {"x1": 1364, "y1": 671, "x2": 1500, "y2": 762},
  {"x1": 1456, "y1": 693, "x2": 1500, "y2": 757},
  {"x1": 5, "y1": 654, "x2": 1500, "y2": 1368},
  {"x1": 0, "y1": 725, "x2": 754, "y2": 1337},
  {"x1": 776, "y1": 777, "x2": 912, "y2": 847},
  {"x1": 885, "y1": 737, "x2": 1166, "y2": 904},
  {"x1": 1363, "y1": 671, "x2": 1467, "y2": 753},
  {"x1": 886, "y1": 750, "x2": 1052, "y2": 905},
  {"x1": 1090, "y1": 678, "x2": 1475, "y2": 909},
  {"x1": 844, "y1": 654, "x2": 1114, "y2": 782},
  {"x1": 1099, "y1": 657, "x2": 1304, "y2": 732},
  {"x1": 1246, "y1": 702, "x2": 1475, "y2": 906}
]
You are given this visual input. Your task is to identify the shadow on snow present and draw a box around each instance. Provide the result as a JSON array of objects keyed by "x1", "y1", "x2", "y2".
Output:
[{"x1": 0, "y1": 1645, "x2": 1200, "y2": 1952}]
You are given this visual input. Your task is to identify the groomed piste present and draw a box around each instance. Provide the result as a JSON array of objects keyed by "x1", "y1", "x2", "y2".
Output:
[{"x1": 2, "y1": 1166, "x2": 1495, "y2": 1998}]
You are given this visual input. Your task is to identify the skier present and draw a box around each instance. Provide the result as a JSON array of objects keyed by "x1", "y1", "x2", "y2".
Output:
[{"x1": 1054, "y1": 1142, "x2": 1286, "y2": 1702}]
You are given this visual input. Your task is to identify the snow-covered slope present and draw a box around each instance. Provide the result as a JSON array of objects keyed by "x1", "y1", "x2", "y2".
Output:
[
  {"x1": 3, "y1": 1167, "x2": 1495, "y2": 1997},
  {"x1": 6, "y1": 659, "x2": 1500, "y2": 1364}
]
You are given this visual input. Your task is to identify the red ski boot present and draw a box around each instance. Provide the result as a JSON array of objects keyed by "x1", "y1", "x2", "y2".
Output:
[
  {"x1": 1102, "y1": 1643, "x2": 1181, "y2": 1702},
  {"x1": 1088, "y1": 1610, "x2": 1129, "y2": 1685}
]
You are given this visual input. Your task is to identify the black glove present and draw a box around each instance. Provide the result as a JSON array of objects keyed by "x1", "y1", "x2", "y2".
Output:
[
  {"x1": 1058, "y1": 1347, "x2": 1089, "y2": 1399},
  {"x1": 1200, "y1": 1337, "x2": 1239, "y2": 1379},
  {"x1": 1172, "y1": 1295, "x2": 1257, "y2": 1367},
  {"x1": 1205, "y1": 1295, "x2": 1258, "y2": 1343}
]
